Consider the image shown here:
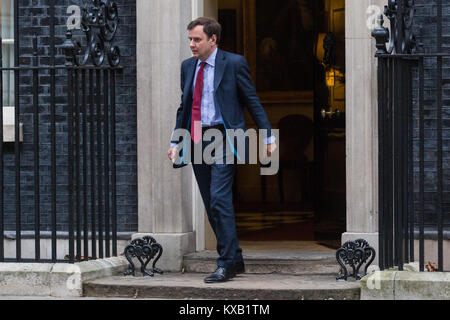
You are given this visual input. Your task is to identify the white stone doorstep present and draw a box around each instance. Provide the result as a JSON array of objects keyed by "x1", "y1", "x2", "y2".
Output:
[
  {"x1": 0, "y1": 256, "x2": 129, "y2": 298},
  {"x1": 360, "y1": 267, "x2": 450, "y2": 300}
]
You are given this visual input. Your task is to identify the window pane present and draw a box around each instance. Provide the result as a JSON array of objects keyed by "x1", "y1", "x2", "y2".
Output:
[
  {"x1": 2, "y1": 40, "x2": 12, "y2": 67},
  {"x1": 2, "y1": 43, "x2": 13, "y2": 106},
  {"x1": 1, "y1": 0, "x2": 14, "y2": 107},
  {"x1": 1, "y1": 0, "x2": 14, "y2": 40}
]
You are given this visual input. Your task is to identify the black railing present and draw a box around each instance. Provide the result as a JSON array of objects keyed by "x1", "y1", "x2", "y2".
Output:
[
  {"x1": 0, "y1": 0, "x2": 121, "y2": 263},
  {"x1": 373, "y1": 0, "x2": 449, "y2": 272}
]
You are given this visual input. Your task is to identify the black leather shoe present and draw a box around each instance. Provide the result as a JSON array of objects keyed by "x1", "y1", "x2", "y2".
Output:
[
  {"x1": 234, "y1": 261, "x2": 245, "y2": 274},
  {"x1": 204, "y1": 267, "x2": 235, "y2": 283}
]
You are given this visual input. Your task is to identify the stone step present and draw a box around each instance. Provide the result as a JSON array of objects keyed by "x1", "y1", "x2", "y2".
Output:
[
  {"x1": 183, "y1": 250, "x2": 340, "y2": 276},
  {"x1": 83, "y1": 273, "x2": 361, "y2": 300}
]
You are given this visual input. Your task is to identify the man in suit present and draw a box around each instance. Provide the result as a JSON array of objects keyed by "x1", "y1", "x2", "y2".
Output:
[{"x1": 168, "y1": 17, "x2": 276, "y2": 283}]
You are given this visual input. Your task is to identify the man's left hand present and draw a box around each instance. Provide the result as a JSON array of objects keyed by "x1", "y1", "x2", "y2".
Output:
[{"x1": 266, "y1": 142, "x2": 277, "y2": 157}]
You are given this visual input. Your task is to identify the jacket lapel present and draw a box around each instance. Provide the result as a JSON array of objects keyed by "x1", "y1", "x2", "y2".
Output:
[{"x1": 214, "y1": 49, "x2": 226, "y2": 91}]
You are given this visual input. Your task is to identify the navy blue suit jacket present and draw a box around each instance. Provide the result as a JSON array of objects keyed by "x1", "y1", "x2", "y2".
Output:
[{"x1": 171, "y1": 49, "x2": 272, "y2": 167}]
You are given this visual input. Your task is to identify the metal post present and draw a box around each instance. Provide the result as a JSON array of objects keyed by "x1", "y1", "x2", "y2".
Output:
[
  {"x1": 378, "y1": 56, "x2": 387, "y2": 270},
  {"x1": 110, "y1": 70, "x2": 117, "y2": 256},
  {"x1": 401, "y1": 58, "x2": 409, "y2": 265},
  {"x1": 33, "y1": 35, "x2": 40, "y2": 261},
  {"x1": 103, "y1": 69, "x2": 110, "y2": 257},
  {"x1": 89, "y1": 69, "x2": 97, "y2": 259},
  {"x1": 75, "y1": 69, "x2": 81, "y2": 261},
  {"x1": 96, "y1": 70, "x2": 103, "y2": 259},
  {"x1": 82, "y1": 69, "x2": 89, "y2": 261},
  {"x1": 49, "y1": 0, "x2": 57, "y2": 263},
  {"x1": 394, "y1": 58, "x2": 404, "y2": 271},
  {"x1": 387, "y1": 57, "x2": 394, "y2": 269},
  {"x1": 67, "y1": 67, "x2": 75, "y2": 263},
  {"x1": 436, "y1": 0, "x2": 444, "y2": 272},
  {"x1": 407, "y1": 59, "x2": 415, "y2": 263},
  {"x1": 418, "y1": 57, "x2": 425, "y2": 272},
  {"x1": 14, "y1": 0, "x2": 21, "y2": 262}
]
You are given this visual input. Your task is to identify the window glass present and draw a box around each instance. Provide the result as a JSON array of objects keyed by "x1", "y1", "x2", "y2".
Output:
[{"x1": 1, "y1": 0, "x2": 14, "y2": 107}]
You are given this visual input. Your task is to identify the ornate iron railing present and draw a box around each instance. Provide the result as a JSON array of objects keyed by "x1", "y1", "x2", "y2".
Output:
[
  {"x1": 373, "y1": 0, "x2": 449, "y2": 272},
  {"x1": 0, "y1": 0, "x2": 122, "y2": 263}
]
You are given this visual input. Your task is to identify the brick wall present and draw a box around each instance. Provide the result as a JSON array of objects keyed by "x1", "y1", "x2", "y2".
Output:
[
  {"x1": 412, "y1": 0, "x2": 450, "y2": 224},
  {"x1": 3, "y1": 0, "x2": 137, "y2": 232}
]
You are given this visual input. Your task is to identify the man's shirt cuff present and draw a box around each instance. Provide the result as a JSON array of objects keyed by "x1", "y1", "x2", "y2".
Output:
[{"x1": 265, "y1": 136, "x2": 276, "y2": 144}]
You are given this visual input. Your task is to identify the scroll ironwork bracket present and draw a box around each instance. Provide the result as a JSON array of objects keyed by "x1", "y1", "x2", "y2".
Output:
[
  {"x1": 123, "y1": 236, "x2": 164, "y2": 277},
  {"x1": 62, "y1": 0, "x2": 121, "y2": 67},
  {"x1": 336, "y1": 239, "x2": 376, "y2": 281}
]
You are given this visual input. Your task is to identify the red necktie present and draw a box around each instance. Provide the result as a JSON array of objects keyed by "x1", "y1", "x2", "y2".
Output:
[{"x1": 191, "y1": 62, "x2": 206, "y2": 144}]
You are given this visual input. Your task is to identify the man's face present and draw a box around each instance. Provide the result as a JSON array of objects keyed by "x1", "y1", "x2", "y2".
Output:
[{"x1": 188, "y1": 25, "x2": 217, "y2": 61}]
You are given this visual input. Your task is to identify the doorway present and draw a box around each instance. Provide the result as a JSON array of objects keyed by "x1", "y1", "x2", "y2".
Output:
[{"x1": 217, "y1": 0, "x2": 346, "y2": 249}]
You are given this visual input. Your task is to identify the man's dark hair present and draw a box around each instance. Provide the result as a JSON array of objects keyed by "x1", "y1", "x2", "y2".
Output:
[{"x1": 187, "y1": 17, "x2": 222, "y2": 44}]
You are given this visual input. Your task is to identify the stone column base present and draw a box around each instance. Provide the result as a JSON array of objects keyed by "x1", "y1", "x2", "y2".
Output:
[
  {"x1": 342, "y1": 232, "x2": 379, "y2": 266},
  {"x1": 132, "y1": 232, "x2": 196, "y2": 272}
]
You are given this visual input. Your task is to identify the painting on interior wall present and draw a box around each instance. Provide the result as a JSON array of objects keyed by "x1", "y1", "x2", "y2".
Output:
[{"x1": 255, "y1": 0, "x2": 315, "y2": 92}]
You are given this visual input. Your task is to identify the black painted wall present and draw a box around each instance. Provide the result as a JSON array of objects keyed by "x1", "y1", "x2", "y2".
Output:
[{"x1": 3, "y1": 0, "x2": 137, "y2": 232}]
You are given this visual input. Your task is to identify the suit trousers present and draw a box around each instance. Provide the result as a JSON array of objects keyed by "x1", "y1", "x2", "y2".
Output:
[{"x1": 191, "y1": 125, "x2": 243, "y2": 269}]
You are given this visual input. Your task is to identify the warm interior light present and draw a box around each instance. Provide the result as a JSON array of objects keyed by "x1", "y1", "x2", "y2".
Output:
[
  {"x1": 315, "y1": 33, "x2": 326, "y2": 61},
  {"x1": 326, "y1": 69, "x2": 335, "y2": 87}
]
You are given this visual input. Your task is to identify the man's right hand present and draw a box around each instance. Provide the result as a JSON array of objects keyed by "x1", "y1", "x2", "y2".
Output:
[{"x1": 168, "y1": 146, "x2": 178, "y2": 162}]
